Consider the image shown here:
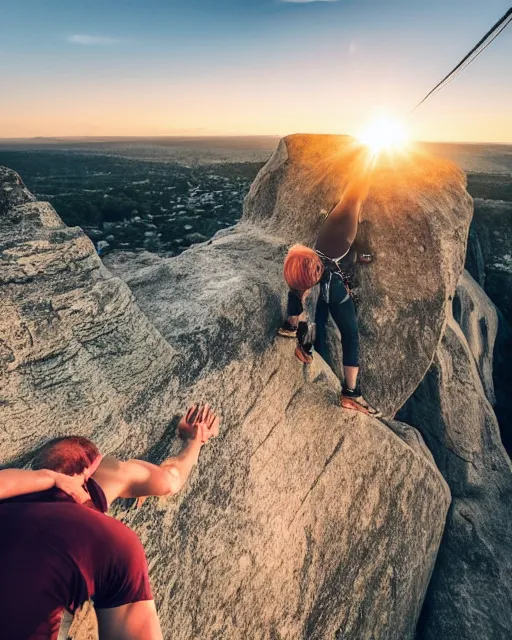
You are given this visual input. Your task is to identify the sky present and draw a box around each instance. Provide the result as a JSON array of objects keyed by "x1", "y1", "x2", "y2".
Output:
[{"x1": 0, "y1": 0, "x2": 511, "y2": 142}]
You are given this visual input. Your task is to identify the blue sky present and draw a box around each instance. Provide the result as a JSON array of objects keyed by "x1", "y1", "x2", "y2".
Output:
[{"x1": 1, "y1": 0, "x2": 511, "y2": 141}]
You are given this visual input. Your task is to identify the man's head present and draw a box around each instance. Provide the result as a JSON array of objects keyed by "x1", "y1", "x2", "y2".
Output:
[
  {"x1": 283, "y1": 244, "x2": 324, "y2": 293},
  {"x1": 33, "y1": 436, "x2": 101, "y2": 478}
]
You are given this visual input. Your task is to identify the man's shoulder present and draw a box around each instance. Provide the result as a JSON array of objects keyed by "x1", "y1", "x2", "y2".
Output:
[
  {"x1": 2, "y1": 498, "x2": 145, "y2": 573},
  {"x1": 1, "y1": 495, "x2": 132, "y2": 539}
]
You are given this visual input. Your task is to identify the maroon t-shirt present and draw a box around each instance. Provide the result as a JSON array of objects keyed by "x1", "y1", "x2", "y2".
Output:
[{"x1": 0, "y1": 480, "x2": 152, "y2": 640}]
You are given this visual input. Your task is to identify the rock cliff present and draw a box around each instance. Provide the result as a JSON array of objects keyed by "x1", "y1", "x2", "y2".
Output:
[
  {"x1": 399, "y1": 314, "x2": 512, "y2": 640},
  {"x1": 244, "y1": 135, "x2": 472, "y2": 415},
  {"x1": 453, "y1": 270, "x2": 498, "y2": 405},
  {"x1": 465, "y1": 196, "x2": 512, "y2": 452},
  {"x1": 1, "y1": 134, "x2": 508, "y2": 639}
]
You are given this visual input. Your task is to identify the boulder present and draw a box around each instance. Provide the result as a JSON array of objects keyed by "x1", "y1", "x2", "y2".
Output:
[
  {"x1": 453, "y1": 270, "x2": 498, "y2": 405},
  {"x1": 0, "y1": 194, "x2": 177, "y2": 462},
  {"x1": 398, "y1": 317, "x2": 512, "y2": 640},
  {"x1": 96, "y1": 240, "x2": 110, "y2": 254},
  {"x1": 453, "y1": 270, "x2": 512, "y2": 454},
  {"x1": 244, "y1": 134, "x2": 473, "y2": 415},
  {"x1": 0, "y1": 165, "x2": 35, "y2": 215},
  {"x1": 185, "y1": 231, "x2": 208, "y2": 244},
  {"x1": 0, "y1": 164, "x2": 451, "y2": 640},
  {"x1": 465, "y1": 224, "x2": 486, "y2": 287}
]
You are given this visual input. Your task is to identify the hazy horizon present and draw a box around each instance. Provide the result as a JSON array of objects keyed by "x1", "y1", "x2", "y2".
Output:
[{"x1": 1, "y1": 135, "x2": 512, "y2": 147}]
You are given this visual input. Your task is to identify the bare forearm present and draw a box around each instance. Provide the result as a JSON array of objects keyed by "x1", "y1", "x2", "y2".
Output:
[
  {"x1": 0, "y1": 469, "x2": 55, "y2": 500},
  {"x1": 160, "y1": 438, "x2": 203, "y2": 495}
]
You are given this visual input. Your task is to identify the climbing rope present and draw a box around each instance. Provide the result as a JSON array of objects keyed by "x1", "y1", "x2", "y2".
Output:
[{"x1": 410, "y1": 7, "x2": 512, "y2": 113}]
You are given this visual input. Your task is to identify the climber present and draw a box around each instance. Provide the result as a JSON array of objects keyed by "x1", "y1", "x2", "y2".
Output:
[
  {"x1": 0, "y1": 404, "x2": 219, "y2": 640},
  {"x1": 278, "y1": 161, "x2": 380, "y2": 417}
]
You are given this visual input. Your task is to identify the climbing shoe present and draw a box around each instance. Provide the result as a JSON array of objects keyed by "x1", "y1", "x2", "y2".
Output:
[
  {"x1": 295, "y1": 321, "x2": 315, "y2": 365},
  {"x1": 278, "y1": 321, "x2": 298, "y2": 338},
  {"x1": 341, "y1": 384, "x2": 382, "y2": 417},
  {"x1": 295, "y1": 344, "x2": 313, "y2": 364}
]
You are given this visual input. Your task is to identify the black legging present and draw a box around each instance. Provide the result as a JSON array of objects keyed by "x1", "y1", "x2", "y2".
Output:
[
  {"x1": 315, "y1": 275, "x2": 359, "y2": 367},
  {"x1": 286, "y1": 276, "x2": 359, "y2": 367}
]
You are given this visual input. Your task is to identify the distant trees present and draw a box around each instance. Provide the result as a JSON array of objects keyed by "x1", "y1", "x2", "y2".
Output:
[
  {"x1": 0, "y1": 150, "x2": 262, "y2": 254},
  {"x1": 50, "y1": 197, "x2": 102, "y2": 227},
  {"x1": 101, "y1": 194, "x2": 138, "y2": 222}
]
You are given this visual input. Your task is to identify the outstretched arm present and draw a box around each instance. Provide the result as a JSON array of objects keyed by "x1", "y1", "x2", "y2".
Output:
[
  {"x1": 321, "y1": 155, "x2": 372, "y2": 241},
  {"x1": 0, "y1": 406, "x2": 219, "y2": 507},
  {"x1": 93, "y1": 405, "x2": 220, "y2": 507}
]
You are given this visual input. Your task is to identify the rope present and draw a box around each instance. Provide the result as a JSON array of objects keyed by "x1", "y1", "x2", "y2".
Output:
[{"x1": 410, "y1": 7, "x2": 512, "y2": 113}]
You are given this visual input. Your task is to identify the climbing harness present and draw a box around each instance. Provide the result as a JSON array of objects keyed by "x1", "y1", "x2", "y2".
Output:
[{"x1": 316, "y1": 249, "x2": 353, "y2": 305}]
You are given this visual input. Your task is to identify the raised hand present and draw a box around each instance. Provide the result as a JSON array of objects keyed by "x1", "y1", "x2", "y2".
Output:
[
  {"x1": 196, "y1": 404, "x2": 220, "y2": 443},
  {"x1": 178, "y1": 404, "x2": 220, "y2": 444}
]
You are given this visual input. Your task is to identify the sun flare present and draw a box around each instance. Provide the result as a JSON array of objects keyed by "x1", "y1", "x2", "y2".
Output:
[{"x1": 357, "y1": 116, "x2": 409, "y2": 156}]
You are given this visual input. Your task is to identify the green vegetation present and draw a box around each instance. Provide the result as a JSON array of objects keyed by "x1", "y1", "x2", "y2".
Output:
[
  {"x1": 467, "y1": 173, "x2": 512, "y2": 203},
  {"x1": 0, "y1": 150, "x2": 264, "y2": 255}
]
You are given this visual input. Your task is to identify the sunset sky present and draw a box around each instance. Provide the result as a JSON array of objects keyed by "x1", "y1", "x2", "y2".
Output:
[{"x1": 1, "y1": 0, "x2": 511, "y2": 143}]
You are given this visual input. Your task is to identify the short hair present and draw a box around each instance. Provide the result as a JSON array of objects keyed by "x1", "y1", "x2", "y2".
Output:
[
  {"x1": 283, "y1": 244, "x2": 324, "y2": 292},
  {"x1": 32, "y1": 436, "x2": 100, "y2": 476}
]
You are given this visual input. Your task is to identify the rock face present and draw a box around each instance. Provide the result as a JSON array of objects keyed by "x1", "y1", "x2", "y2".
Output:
[
  {"x1": 0, "y1": 144, "x2": 456, "y2": 640},
  {"x1": 0, "y1": 196, "x2": 178, "y2": 462},
  {"x1": 465, "y1": 196, "x2": 512, "y2": 456},
  {"x1": 398, "y1": 316, "x2": 512, "y2": 640},
  {"x1": 454, "y1": 270, "x2": 512, "y2": 454},
  {"x1": 453, "y1": 270, "x2": 498, "y2": 405},
  {"x1": 465, "y1": 224, "x2": 486, "y2": 287},
  {"x1": 0, "y1": 165, "x2": 35, "y2": 215},
  {"x1": 244, "y1": 135, "x2": 473, "y2": 415}
]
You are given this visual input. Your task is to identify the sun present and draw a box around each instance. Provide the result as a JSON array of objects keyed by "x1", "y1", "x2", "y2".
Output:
[{"x1": 357, "y1": 116, "x2": 409, "y2": 156}]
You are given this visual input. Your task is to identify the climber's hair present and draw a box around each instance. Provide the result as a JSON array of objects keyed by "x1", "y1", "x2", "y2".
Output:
[
  {"x1": 32, "y1": 436, "x2": 100, "y2": 476},
  {"x1": 283, "y1": 245, "x2": 324, "y2": 293}
]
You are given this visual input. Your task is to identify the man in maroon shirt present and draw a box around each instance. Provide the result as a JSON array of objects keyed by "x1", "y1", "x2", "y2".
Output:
[{"x1": 0, "y1": 404, "x2": 219, "y2": 640}]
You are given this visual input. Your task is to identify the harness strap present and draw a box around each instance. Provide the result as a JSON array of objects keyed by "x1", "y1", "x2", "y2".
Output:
[{"x1": 316, "y1": 249, "x2": 352, "y2": 304}]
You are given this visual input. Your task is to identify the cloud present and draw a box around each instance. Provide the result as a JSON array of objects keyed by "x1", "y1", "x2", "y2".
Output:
[
  {"x1": 279, "y1": 0, "x2": 338, "y2": 3},
  {"x1": 67, "y1": 34, "x2": 121, "y2": 45}
]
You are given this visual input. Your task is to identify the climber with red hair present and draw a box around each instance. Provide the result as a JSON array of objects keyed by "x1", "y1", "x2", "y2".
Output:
[
  {"x1": 278, "y1": 172, "x2": 380, "y2": 416},
  {"x1": 0, "y1": 404, "x2": 219, "y2": 640}
]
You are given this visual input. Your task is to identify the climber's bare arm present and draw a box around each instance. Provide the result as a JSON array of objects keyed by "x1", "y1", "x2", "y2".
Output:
[
  {"x1": 326, "y1": 159, "x2": 372, "y2": 237},
  {"x1": 329, "y1": 193, "x2": 361, "y2": 218},
  {"x1": 0, "y1": 406, "x2": 219, "y2": 507},
  {"x1": 0, "y1": 469, "x2": 57, "y2": 500},
  {"x1": 93, "y1": 405, "x2": 220, "y2": 506},
  {"x1": 96, "y1": 600, "x2": 163, "y2": 640},
  {"x1": 0, "y1": 468, "x2": 91, "y2": 503}
]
